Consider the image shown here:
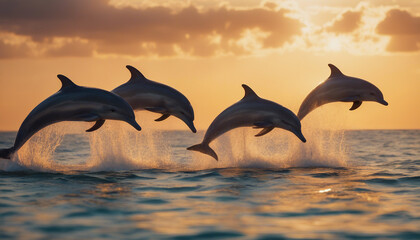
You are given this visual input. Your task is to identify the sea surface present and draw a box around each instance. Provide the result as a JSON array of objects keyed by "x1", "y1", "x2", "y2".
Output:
[{"x1": 0, "y1": 125, "x2": 419, "y2": 239}]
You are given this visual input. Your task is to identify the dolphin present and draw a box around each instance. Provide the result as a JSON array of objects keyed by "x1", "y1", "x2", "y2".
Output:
[
  {"x1": 187, "y1": 84, "x2": 306, "y2": 161},
  {"x1": 108, "y1": 65, "x2": 196, "y2": 133},
  {"x1": 0, "y1": 75, "x2": 141, "y2": 159},
  {"x1": 297, "y1": 64, "x2": 388, "y2": 120}
]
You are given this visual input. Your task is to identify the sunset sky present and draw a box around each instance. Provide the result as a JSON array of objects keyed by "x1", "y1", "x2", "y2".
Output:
[{"x1": 0, "y1": 0, "x2": 419, "y2": 131}]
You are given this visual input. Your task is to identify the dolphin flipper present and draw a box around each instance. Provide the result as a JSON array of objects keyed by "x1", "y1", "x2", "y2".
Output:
[
  {"x1": 155, "y1": 114, "x2": 170, "y2": 122},
  {"x1": 255, "y1": 127, "x2": 274, "y2": 137},
  {"x1": 86, "y1": 119, "x2": 105, "y2": 132},
  {"x1": 187, "y1": 143, "x2": 218, "y2": 161},
  {"x1": 349, "y1": 101, "x2": 362, "y2": 111}
]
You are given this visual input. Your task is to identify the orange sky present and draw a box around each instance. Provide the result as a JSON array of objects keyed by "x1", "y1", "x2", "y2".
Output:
[{"x1": 0, "y1": 0, "x2": 419, "y2": 131}]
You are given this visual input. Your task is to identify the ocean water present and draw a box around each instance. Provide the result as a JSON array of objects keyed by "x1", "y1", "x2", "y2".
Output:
[{"x1": 0, "y1": 124, "x2": 419, "y2": 239}]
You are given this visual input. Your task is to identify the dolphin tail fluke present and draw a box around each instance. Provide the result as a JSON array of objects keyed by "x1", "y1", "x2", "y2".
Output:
[
  {"x1": 187, "y1": 143, "x2": 218, "y2": 161},
  {"x1": 0, "y1": 147, "x2": 14, "y2": 160}
]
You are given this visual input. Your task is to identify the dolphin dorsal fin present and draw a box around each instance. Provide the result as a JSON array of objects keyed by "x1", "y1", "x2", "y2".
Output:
[
  {"x1": 242, "y1": 84, "x2": 259, "y2": 99},
  {"x1": 328, "y1": 64, "x2": 344, "y2": 78},
  {"x1": 126, "y1": 65, "x2": 147, "y2": 82},
  {"x1": 57, "y1": 74, "x2": 77, "y2": 90}
]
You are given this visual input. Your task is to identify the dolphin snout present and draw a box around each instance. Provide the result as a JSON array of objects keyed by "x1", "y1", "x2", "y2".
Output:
[
  {"x1": 125, "y1": 118, "x2": 142, "y2": 131},
  {"x1": 297, "y1": 133, "x2": 306, "y2": 143},
  {"x1": 293, "y1": 129, "x2": 306, "y2": 143},
  {"x1": 379, "y1": 99, "x2": 388, "y2": 106},
  {"x1": 178, "y1": 115, "x2": 197, "y2": 133},
  {"x1": 186, "y1": 120, "x2": 197, "y2": 133}
]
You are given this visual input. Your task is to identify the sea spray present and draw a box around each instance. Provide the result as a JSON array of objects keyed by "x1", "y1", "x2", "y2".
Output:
[
  {"x1": 3, "y1": 123, "x2": 69, "y2": 171},
  {"x1": 0, "y1": 105, "x2": 350, "y2": 171},
  {"x1": 286, "y1": 105, "x2": 349, "y2": 167},
  {"x1": 188, "y1": 105, "x2": 349, "y2": 169},
  {"x1": 0, "y1": 122, "x2": 91, "y2": 172},
  {"x1": 188, "y1": 129, "x2": 289, "y2": 170},
  {"x1": 188, "y1": 128, "x2": 347, "y2": 169},
  {"x1": 284, "y1": 127, "x2": 348, "y2": 167},
  {"x1": 87, "y1": 120, "x2": 177, "y2": 171}
]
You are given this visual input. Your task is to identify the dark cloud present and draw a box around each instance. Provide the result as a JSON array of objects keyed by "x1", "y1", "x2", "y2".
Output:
[
  {"x1": 0, "y1": 0, "x2": 303, "y2": 58},
  {"x1": 376, "y1": 9, "x2": 420, "y2": 52},
  {"x1": 326, "y1": 10, "x2": 362, "y2": 33}
]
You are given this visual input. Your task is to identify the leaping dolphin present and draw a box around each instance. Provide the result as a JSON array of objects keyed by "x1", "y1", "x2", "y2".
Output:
[
  {"x1": 187, "y1": 84, "x2": 306, "y2": 161},
  {"x1": 298, "y1": 64, "x2": 388, "y2": 120},
  {"x1": 109, "y1": 65, "x2": 196, "y2": 133},
  {"x1": 0, "y1": 75, "x2": 141, "y2": 159}
]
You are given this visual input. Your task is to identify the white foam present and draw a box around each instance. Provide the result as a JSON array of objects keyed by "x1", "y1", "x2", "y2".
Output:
[
  {"x1": 187, "y1": 106, "x2": 349, "y2": 170},
  {"x1": 86, "y1": 121, "x2": 176, "y2": 171}
]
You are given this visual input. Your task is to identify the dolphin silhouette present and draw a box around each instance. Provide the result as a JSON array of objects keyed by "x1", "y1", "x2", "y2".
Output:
[
  {"x1": 109, "y1": 65, "x2": 196, "y2": 133},
  {"x1": 187, "y1": 84, "x2": 306, "y2": 161},
  {"x1": 0, "y1": 75, "x2": 141, "y2": 159},
  {"x1": 298, "y1": 64, "x2": 388, "y2": 120}
]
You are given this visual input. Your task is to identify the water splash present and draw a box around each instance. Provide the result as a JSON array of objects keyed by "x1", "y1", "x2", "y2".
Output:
[
  {"x1": 86, "y1": 121, "x2": 177, "y2": 171},
  {"x1": 1, "y1": 123, "x2": 73, "y2": 171},
  {"x1": 187, "y1": 128, "x2": 347, "y2": 170},
  {"x1": 187, "y1": 106, "x2": 349, "y2": 170},
  {"x1": 0, "y1": 106, "x2": 350, "y2": 172},
  {"x1": 286, "y1": 105, "x2": 349, "y2": 167}
]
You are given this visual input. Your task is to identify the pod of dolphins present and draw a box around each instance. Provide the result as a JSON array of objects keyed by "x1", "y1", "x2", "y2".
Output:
[{"x1": 0, "y1": 64, "x2": 388, "y2": 161}]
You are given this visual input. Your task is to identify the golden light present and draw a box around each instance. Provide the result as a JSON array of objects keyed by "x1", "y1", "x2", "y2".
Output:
[{"x1": 325, "y1": 37, "x2": 343, "y2": 52}]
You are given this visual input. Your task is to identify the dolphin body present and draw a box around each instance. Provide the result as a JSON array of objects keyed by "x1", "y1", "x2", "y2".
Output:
[
  {"x1": 108, "y1": 65, "x2": 196, "y2": 133},
  {"x1": 297, "y1": 64, "x2": 388, "y2": 120},
  {"x1": 0, "y1": 75, "x2": 141, "y2": 159},
  {"x1": 187, "y1": 84, "x2": 306, "y2": 161}
]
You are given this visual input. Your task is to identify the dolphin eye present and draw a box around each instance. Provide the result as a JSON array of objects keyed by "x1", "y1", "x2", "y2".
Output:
[
  {"x1": 110, "y1": 109, "x2": 116, "y2": 112},
  {"x1": 370, "y1": 92, "x2": 375, "y2": 96}
]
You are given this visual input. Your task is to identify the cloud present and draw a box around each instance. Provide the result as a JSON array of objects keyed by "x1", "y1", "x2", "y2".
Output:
[
  {"x1": 0, "y1": 40, "x2": 31, "y2": 58},
  {"x1": 44, "y1": 39, "x2": 94, "y2": 57},
  {"x1": 0, "y1": 0, "x2": 303, "y2": 58},
  {"x1": 326, "y1": 10, "x2": 363, "y2": 33},
  {"x1": 263, "y1": 2, "x2": 278, "y2": 10},
  {"x1": 376, "y1": 9, "x2": 420, "y2": 52}
]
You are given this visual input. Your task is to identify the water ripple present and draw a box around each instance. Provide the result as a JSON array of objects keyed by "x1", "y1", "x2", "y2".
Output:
[{"x1": 1, "y1": 130, "x2": 419, "y2": 239}]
